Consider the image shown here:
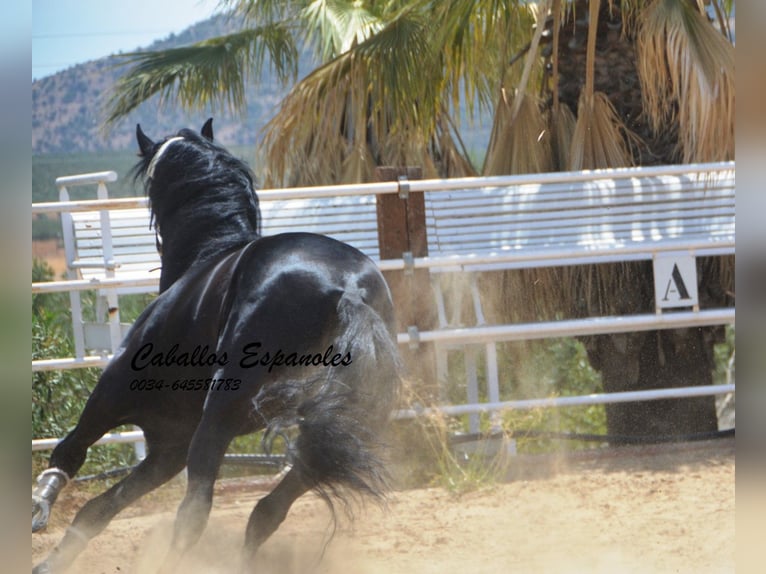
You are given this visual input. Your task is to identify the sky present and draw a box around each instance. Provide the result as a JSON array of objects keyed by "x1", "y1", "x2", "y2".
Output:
[{"x1": 32, "y1": 0, "x2": 222, "y2": 80}]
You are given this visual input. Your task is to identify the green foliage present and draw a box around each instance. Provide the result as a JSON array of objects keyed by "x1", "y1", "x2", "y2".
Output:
[
  {"x1": 32, "y1": 214, "x2": 63, "y2": 241},
  {"x1": 32, "y1": 259, "x2": 162, "y2": 481},
  {"x1": 32, "y1": 151, "x2": 143, "y2": 204},
  {"x1": 713, "y1": 325, "x2": 735, "y2": 386},
  {"x1": 106, "y1": 24, "x2": 299, "y2": 124},
  {"x1": 503, "y1": 338, "x2": 606, "y2": 454},
  {"x1": 441, "y1": 337, "x2": 607, "y2": 455},
  {"x1": 32, "y1": 260, "x2": 136, "y2": 480},
  {"x1": 32, "y1": 146, "x2": 258, "y2": 207}
]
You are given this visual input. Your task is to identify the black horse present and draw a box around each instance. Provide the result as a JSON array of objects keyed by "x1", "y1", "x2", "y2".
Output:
[{"x1": 32, "y1": 119, "x2": 402, "y2": 573}]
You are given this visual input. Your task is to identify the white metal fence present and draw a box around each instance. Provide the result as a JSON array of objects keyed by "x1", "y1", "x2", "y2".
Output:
[{"x1": 32, "y1": 162, "x2": 735, "y2": 451}]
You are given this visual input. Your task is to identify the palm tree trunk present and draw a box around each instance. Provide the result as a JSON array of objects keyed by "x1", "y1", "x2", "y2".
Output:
[
  {"x1": 551, "y1": 0, "x2": 730, "y2": 440},
  {"x1": 585, "y1": 328, "x2": 721, "y2": 442}
]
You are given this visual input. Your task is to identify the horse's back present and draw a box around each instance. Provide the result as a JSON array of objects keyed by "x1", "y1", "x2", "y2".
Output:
[{"x1": 228, "y1": 232, "x2": 394, "y2": 327}]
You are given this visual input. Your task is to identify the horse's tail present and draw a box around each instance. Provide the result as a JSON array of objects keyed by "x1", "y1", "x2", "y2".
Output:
[{"x1": 293, "y1": 290, "x2": 402, "y2": 510}]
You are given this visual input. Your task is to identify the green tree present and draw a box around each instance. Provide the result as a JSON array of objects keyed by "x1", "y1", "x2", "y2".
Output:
[
  {"x1": 105, "y1": 0, "x2": 735, "y2": 440},
  {"x1": 32, "y1": 260, "x2": 136, "y2": 477}
]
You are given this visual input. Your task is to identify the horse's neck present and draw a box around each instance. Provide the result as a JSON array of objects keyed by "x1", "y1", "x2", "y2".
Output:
[{"x1": 158, "y1": 217, "x2": 258, "y2": 292}]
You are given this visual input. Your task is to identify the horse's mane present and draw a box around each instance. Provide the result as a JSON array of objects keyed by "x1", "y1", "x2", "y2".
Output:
[
  {"x1": 131, "y1": 125, "x2": 262, "y2": 290},
  {"x1": 133, "y1": 129, "x2": 261, "y2": 235}
]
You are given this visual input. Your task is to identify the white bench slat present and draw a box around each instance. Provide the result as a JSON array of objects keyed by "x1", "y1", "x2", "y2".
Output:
[
  {"x1": 429, "y1": 209, "x2": 734, "y2": 238},
  {"x1": 427, "y1": 206, "x2": 734, "y2": 238},
  {"x1": 425, "y1": 178, "x2": 734, "y2": 206},
  {"x1": 426, "y1": 191, "x2": 734, "y2": 218}
]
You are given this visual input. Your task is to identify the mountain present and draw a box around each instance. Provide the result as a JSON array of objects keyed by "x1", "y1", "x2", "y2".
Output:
[
  {"x1": 32, "y1": 12, "x2": 490, "y2": 159},
  {"x1": 32, "y1": 14, "x2": 306, "y2": 155}
]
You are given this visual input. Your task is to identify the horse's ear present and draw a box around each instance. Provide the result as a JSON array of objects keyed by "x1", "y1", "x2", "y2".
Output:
[
  {"x1": 136, "y1": 124, "x2": 154, "y2": 156},
  {"x1": 201, "y1": 118, "x2": 214, "y2": 141}
]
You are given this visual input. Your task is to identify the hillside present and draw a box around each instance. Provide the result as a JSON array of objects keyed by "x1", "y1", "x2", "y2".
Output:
[
  {"x1": 33, "y1": 12, "x2": 490, "y2": 159},
  {"x1": 32, "y1": 13, "x2": 306, "y2": 155}
]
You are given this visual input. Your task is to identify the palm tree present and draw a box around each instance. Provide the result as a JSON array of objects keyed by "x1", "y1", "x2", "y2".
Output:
[
  {"x1": 106, "y1": 0, "x2": 494, "y2": 184},
  {"x1": 484, "y1": 0, "x2": 734, "y2": 439},
  {"x1": 105, "y1": 0, "x2": 735, "y2": 440}
]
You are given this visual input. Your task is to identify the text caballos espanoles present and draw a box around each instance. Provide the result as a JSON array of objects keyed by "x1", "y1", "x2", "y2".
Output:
[{"x1": 130, "y1": 342, "x2": 352, "y2": 374}]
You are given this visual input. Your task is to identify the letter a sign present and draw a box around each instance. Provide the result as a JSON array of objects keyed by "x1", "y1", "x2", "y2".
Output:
[{"x1": 653, "y1": 253, "x2": 699, "y2": 310}]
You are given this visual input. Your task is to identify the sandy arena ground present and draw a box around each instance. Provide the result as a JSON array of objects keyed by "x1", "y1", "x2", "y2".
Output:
[{"x1": 33, "y1": 438, "x2": 734, "y2": 573}]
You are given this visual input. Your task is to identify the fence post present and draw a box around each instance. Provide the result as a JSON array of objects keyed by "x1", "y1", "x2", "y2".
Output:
[{"x1": 375, "y1": 166, "x2": 437, "y2": 392}]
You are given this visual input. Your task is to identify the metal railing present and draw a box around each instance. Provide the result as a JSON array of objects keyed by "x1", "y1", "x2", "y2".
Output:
[{"x1": 32, "y1": 162, "x2": 736, "y2": 451}]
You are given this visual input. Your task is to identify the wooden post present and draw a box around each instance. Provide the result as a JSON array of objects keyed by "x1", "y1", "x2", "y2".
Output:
[{"x1": 375, "y1": 166, "x2": 437, "y2": 390}]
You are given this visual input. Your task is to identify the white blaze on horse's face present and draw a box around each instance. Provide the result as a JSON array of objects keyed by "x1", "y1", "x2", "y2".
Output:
[{"x1": 146, "y1": 136, "x2": 185, "y2": 179}]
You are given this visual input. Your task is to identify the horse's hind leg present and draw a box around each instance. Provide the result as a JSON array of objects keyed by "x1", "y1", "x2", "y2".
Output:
[
  {"x1": 239, "y1": 464, "x2": 311, "y2": 571},
  {"x1": 33, "y1": 434, "x2": 190, "y2": 574},
  {"x1": 157, "y1": 406, "x2": 243, "y2": 574}
]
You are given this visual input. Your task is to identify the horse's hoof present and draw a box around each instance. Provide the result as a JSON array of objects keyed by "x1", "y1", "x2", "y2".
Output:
[
  {"x1": 32, "y1": 496, "x2": 50, "y2": 533},
  {"x1": 32, "y1": 561, "x2": 52, "y2": 574}
]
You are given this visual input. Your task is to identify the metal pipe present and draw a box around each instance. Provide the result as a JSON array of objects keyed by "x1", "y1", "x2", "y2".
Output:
[
  {"x1": 33, "y1": 162, "x2": 733, "y2": 215},
  {"x1": 33, "y1": 308, "x2": 734, "y2": 372},
  {"x1": 32, "y1": 276, "x2": 159, "y2": 294},
  {"x1": 31, "y1": 237, "x2": 734, "y2": 295},
  {"x1": 393, "y1": 383, "x2": 736, "y2": 419},
  {"x1": 32, "y1": 384, "x2": 735, "y2": 450},
  {"x1": 406, "y1": 162, "x2": 734, "y2": 193},
  {"x1": 33, "y1": 356, "x2": 112, "y2": 371},
  {"x1": 395, "y1": 309, "x2": 734, "y2": 347},
  {"x1": 55, "y1": 171, "x2": 117, "y2": 186},
  {"x1": 33, "y1": 430, "x2": 145, "y2": 452}
]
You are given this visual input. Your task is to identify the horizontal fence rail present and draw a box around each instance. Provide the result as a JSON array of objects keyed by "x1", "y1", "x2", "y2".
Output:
[
  {"x1": 32, "y1": 384, "x2": 736, "y2": 451},
  {"x1": 32, "y1": 161, "x2": 735, "y2": 292},
  {"x1": 33, "y1": 162, "x2": 734, "y2": 215},
  {"x1": 32, "y1": 309, "x2": 735, "y2": 373},
  {"x1": 393, "y1": 384, "x2": 737, "y2": 419},
  {"x1": 31, "y1": 236, "x2": 735, "y2": 298}
]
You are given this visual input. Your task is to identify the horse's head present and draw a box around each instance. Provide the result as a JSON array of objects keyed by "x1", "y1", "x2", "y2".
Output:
[
  {"x1": 132, "y1": 119, "x2": 261, "y2": 291},
  {"x1": 136, "y1": 118, "x2": 214, "y2": 177}
]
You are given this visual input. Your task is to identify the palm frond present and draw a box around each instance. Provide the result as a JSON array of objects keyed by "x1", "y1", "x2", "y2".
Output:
[
  {"x1": 569, "y1": 92, "x2": 638, "y2": 170},
  {"x1": 483, "y1": 88, "x2": 552, "y2": 176},
  {"x1": 512, "y1": 0, "x2": 551, "y2": 119},
  {"x1": 481, "y1": 1, "x2": 552, "y2": 176},
  {"x1": 551, "y1": 103, "x2": 576, "y2": 170},
  {"x1": 637, "y1": 0, "x2": 735, "y2": 162},
  {"x1": 260, "y1": 7, "x2": 445, "y2": 186},
  {"x1": 568, "y1": 0, "x2": 638, "y2": 170},
  {"x1": 302, "y1": 0, "x2": 384, "y2": 59},
  {"x1": 104, "y1": 24, "x2": 299, "y2": 125},
  {"x1": 548, "y1": 0, "x2": 576, "y2": 170},
  {"x1": 221, "y1": 0, "x2": 303, "y2": 25},
  {"x1": 435, "y1": 112, "x2": 479, "y2": 177},
  {"x1": 431, "y1": 0, "x2": 534, "y2": 124}
]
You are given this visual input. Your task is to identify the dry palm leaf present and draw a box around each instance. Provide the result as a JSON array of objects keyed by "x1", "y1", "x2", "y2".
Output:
[
  {"x1": 570, "y1": 92, "x2": 638, "y2": 170},
  {"x1": 637, "y1": 0, "x2": 735, "y2": 163},
  {"x1": 548, "y1": 0, "x2": 576, "y2": 170},
  {"x1": 484, "y1": 89, "x2": 553, "y2": 175},
  {"x1": 569, "y1": 0, "x2": 638, "y2": 170},
  {"x1": 551, "y1": 104, "x2": 577, "y2": 171},
  {"x1": 260, "y1": 9, "x2": 443, "y2": 187},
  {"x1": 483, "y1": 1, "x2": 553, "y2": 175}
]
